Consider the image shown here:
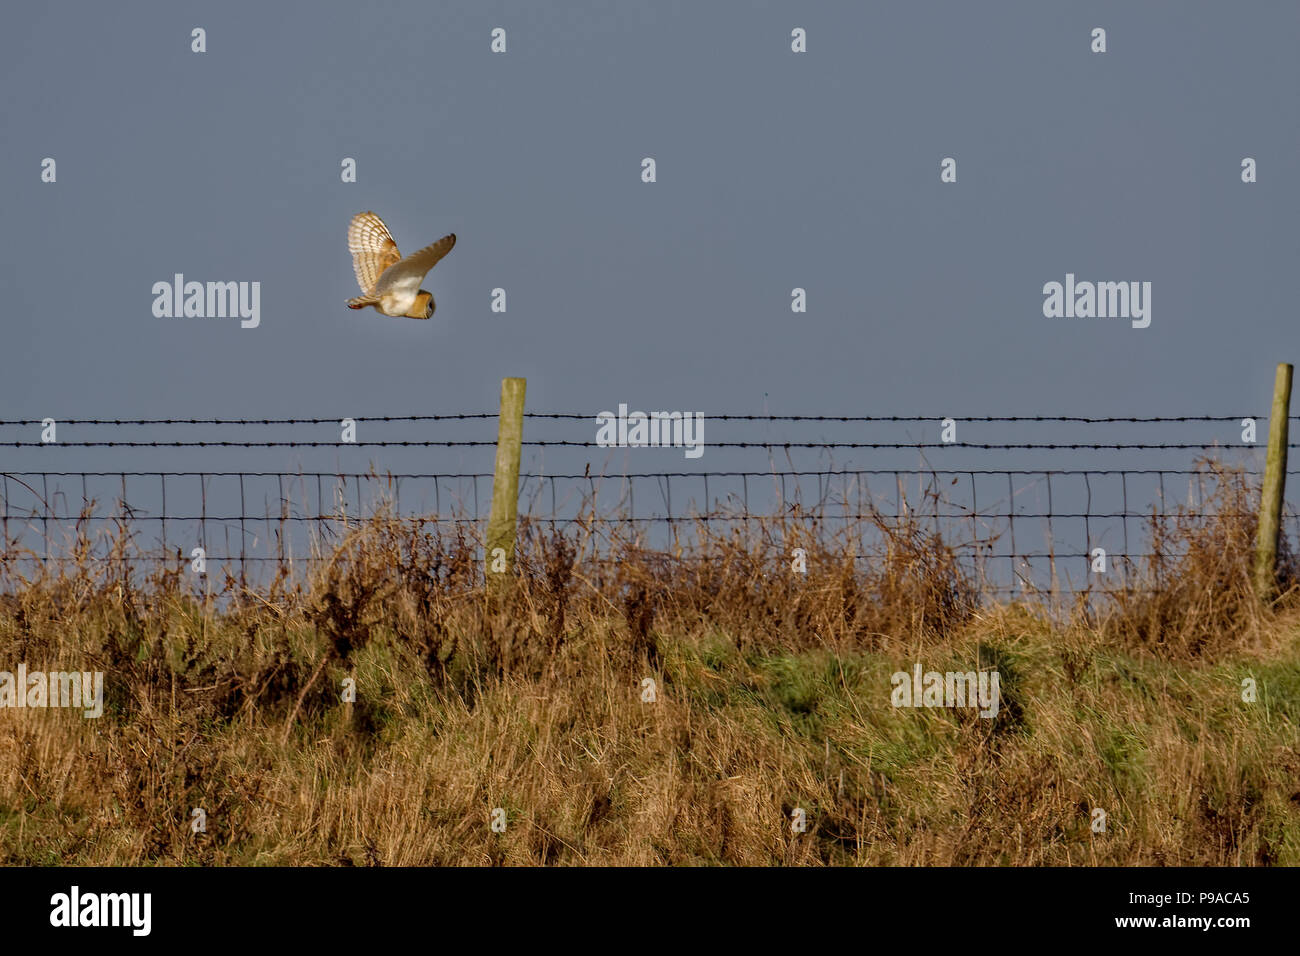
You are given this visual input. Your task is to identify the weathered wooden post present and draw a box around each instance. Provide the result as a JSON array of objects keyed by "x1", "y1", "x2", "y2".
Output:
[
  {"x1": 1254, "y1": 362, "x2": 1292, "y2": 601},
  {"x1": 486, "y1": 377, "x2": 526, "y2": 589}
]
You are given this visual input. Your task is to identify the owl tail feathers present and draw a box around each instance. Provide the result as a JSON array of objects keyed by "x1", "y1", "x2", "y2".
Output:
[{"x1": 346, "y1": 295, "x2": 378, "y2": 310}]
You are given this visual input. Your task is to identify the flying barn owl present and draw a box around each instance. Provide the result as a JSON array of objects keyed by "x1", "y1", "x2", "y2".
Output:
[{"x1": 346, "y1": 211, "x2": 456, "y2": 319}]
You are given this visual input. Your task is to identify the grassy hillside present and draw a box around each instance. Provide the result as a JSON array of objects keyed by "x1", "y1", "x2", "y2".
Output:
[{"x1": 1, "y1": 470, "x2": 1298, "y2": 865}]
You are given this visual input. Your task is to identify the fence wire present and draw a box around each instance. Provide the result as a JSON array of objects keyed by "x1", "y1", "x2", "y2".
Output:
[{"x1": 0, "y1": 413, "x2": 1291, "y2": 597}]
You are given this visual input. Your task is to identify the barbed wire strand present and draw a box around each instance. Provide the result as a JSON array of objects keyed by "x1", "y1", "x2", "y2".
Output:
[{"x1": 0, "y1": 413, "x2": 1287, "y2": 425}]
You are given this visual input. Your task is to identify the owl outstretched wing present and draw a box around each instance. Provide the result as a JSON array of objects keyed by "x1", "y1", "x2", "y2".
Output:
[
  {"x1": 348, "y1": 212, "x2": 403, "y2": 294},
  {"x1": 372, "y1": 234, "x2": 457, "y2": 296}
]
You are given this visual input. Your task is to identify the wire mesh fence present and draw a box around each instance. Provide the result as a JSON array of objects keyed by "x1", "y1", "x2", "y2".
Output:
[{"x1": 0, "y1": 413, "x2": 1293, "y2": 598}]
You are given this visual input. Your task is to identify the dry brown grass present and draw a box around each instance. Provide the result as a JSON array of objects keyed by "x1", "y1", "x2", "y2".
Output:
[{"x1": 0, "y1": 465, "x2": 1297, "y2": 865}]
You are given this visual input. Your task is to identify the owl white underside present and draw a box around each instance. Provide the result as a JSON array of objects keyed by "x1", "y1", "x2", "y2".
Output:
[
  {"x1": 377, "y1": 288, "x2": 423, "y2": 315},
  {"x1": 375, "y1": 268, "x2": 424, "y2": 307}
]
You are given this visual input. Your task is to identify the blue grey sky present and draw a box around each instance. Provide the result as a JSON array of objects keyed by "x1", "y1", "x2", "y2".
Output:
[
  {"x1": 4, "y1": 1, "x2": 1296, "y2": 414},
  {"x1": 1, "y1": 1, "x2": 1298, "y2": 577}
]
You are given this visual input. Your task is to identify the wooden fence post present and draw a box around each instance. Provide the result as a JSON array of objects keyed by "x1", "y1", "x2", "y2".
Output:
[
  {"x1": 1254, "y1": 362, "x2": 1292, "y2": 601},
  {"x1": 486, "y1": 377, "x2": 526, "y2": 588}
]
